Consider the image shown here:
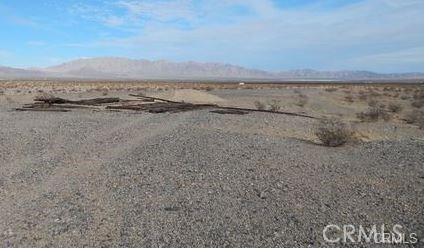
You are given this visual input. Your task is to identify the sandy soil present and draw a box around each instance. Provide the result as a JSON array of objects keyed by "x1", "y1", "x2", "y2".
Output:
[{"x1": 0, "y1": 83, "x2": 423, "y2": 247}]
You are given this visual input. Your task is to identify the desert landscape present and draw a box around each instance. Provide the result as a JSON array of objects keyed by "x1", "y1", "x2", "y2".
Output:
[
  {"x1": 2, "y1": 0, "x2": 424, "y2": 246},
  {"x1": 1, "y1": 80, "x2": 423, "y2": 247}
]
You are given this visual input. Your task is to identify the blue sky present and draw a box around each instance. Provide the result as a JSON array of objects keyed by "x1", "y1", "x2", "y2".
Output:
[{"x1": 0, "y1": 0, "x2": 423, "y2": 72}]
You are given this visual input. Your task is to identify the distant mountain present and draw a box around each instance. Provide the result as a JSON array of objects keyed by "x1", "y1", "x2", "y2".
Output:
[
  {"x1": 277, "y1": 69, "x2": 424, "y2": 80},
  {"x1": 0, "y1": 66, "x2": 47, "y2": 79},
  {"x1": 44, "y1": 57, "x2": 273, "y2": 79},
  {"x1": 1, "y1": 57, "x2": 424, "y2": 80}
]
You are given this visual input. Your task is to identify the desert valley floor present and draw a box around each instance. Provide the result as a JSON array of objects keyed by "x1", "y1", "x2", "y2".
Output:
[{"x1": 0, "y1": 81, "x2": 423, "y2": 247}]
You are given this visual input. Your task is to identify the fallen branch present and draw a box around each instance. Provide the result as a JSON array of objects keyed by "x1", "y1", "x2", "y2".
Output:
[
  {"x1": 23, "y1": 103, "x2": 97, "y2": 109},
  {"x1": 15, "y1": 108, "x2": 70, "y2": 112},
  {"x1": 34, "y1": 96, "x2": 121, "y2": 105},
  {"x1": 17, "y1": 94, "x2": 319, "y2": 119},
  {"x1": 129, "y1": 94, "x2": 317, "y2": 118},
  {"x1": 210, "y1": 109, "x2": 248, "y2": 115},
  {"x1": 214, "y1": 106, "x2": 317, "y2": 119},
  {"x1": 107, "y1": 102, "x2": 216, "y2": 113},
  {"x1": 129, "y1": 94, "x2": 181, "y2": 103}
]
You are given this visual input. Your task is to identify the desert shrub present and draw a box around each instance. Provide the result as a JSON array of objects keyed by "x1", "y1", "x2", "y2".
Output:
[
  {"x1": 325, "y1": 88, "x2": 338, "y2": 92},
  {"x1": 404, "y1": 110, "x2": 424, "y2": 129},
  {"x1": 254, "y1": 100, "x2": 266, "y2": 110},
  {"x1": 268, "y1": 100, "x2": 282, "y2": 112},
  {"x1": 344, "y1": 95, "x2": 354, "y2": 103},
  {"x1": 368, "y1": 99, "x2": 378, "y2": 107},
  {"x1": 34, "y1": 93, "x2": 55, "y2": 102},
  {"x1": 358, "y1": 91, "x2": 369, "y2": 101},
  {"x1": 369, "y1": 91, "x2": 381, "y2": 97},
  {"x1": 387, "y1": 103, "x2": 402, "y2": 113},
  {"x1": 413, "y1": 89, "x2": 424, "y2": 100},
  {"x1": 357, "y1": 106, "x2": 390, "y2": 122},
  {"x1": 295, "y1": 94, "x2": 308, "y2": 107},
  {"x1": 102, "y1": 91, "x2": 109, "y2": 96},
  {"x1": 315, "y1": 118, "x2": 353, "y2": 147},
  {"x1": 6, "y1": 97, "x2": 14, "y2": 103},
  {"x1": 400, "y1": 95, "x2": 409, "y2": 100},
  {"x1": 411, "y1": 100, "x2": 424, "y2": 108},
  {"x1": 404, "y1": 112, "x2": 416, "y2": 124}
]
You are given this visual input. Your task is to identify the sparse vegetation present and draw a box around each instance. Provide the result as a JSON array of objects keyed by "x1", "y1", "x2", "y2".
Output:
[
  {"x1": 254, "y1": 100, "x2": 266, "y2": 110},
  {"x1": 410, "y1": 89, "x2": 424, "y2": 108},
  {"x1": 357, "y1": 106, "x2": 390, "y2": 122},
  {"x1": 404, "y1": 110, "x2": 424, "y2": 129},
  {"x1": 368, "y1": 90, "x2": 381, "y2": 97},
  {"x1": 6, "y1": 96, "x2": 14, "y2": 104},
  {"x1": 295, "y1": 94, "x2": 308, "y2": 107},
  {"x1": 358, "y1": 91, "x2": 369, "y2": 101},
  {"x1": 388, "y1": 103, "x2": 402, "y2": 113},
  {"x1": 383, "y1": 92, "x2": 392, "y2": 97},
  {"x1": 344, "y1": 95, "x2": 354, "y2": 103},
  {"x1": 293, "y1": 89, "x2": 302, "y2": 94},
  {"x1": 411, "y1": 100, "x2": 424, "y2": 108},
  {"x1": 325, "y1": 87, "x2": 338, "y2": 92},
  {"x1": 35, "y1": 93, "x2": 56, "y2": 101},
  {"x1": 315, "y1": 118, "x2": 353, "y2": 147},
  {"x1": 368, "y1": 99, "x2": 378, "y2": 107},
  {"x1": 413, "y1": 89, "x2": 424, "y2": 100},
  {"x1": 268, "y1": 100, "x2": 282, "y2": 112}
]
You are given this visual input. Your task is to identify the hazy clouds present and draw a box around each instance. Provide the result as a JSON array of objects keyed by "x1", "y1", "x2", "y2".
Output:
[{"x1": 0, "y1": 0, "x2": 423, "y2": 72}]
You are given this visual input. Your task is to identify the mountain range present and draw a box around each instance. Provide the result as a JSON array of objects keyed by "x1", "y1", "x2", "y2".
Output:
[{"x1": 1, "y1": 57, "x2": 423, "y2": 80}]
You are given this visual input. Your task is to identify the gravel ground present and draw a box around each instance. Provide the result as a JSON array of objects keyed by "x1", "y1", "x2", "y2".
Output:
[{"x1": 0, "y1": 103, "x2": 423, "y2": 247}]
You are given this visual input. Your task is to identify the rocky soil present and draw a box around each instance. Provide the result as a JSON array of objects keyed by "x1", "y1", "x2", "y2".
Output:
[{"x1": 0, "y1": 89, "x2": 423, "y2": 247}]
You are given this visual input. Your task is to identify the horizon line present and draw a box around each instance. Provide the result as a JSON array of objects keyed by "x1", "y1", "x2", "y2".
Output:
[{"x1": 1, "y1": 56, "x2": 424, "y2": 75}]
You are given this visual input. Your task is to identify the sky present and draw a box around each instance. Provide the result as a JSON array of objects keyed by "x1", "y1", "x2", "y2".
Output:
[{"x1": 0, "y1": 0, "x2": 423, "y2": 73}]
